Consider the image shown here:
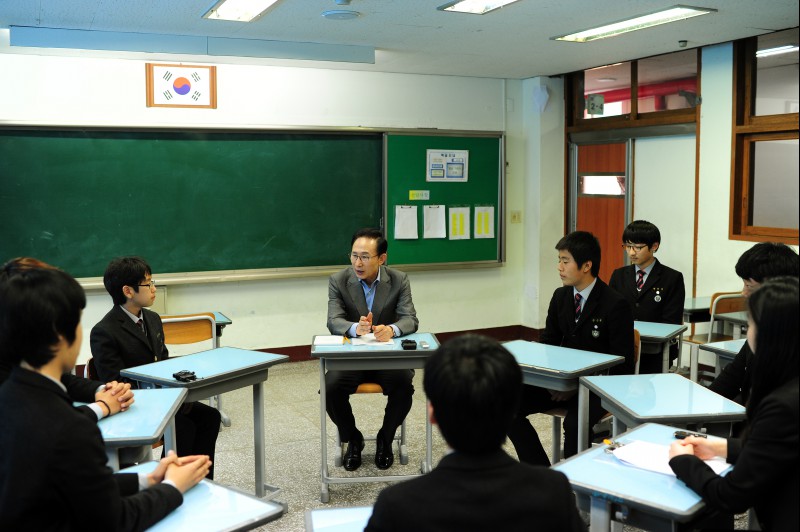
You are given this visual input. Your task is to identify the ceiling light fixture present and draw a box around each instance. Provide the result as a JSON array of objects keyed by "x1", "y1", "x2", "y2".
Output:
[
  {"x1": 203, "y1": 0, "x2": 281, "y2": 22},
  {"x1": 321, "y1": 10, "x2": 361, "y2": 20},
  {"x1": 756, "y1": 45, "x2": 799, "y2": 58},
  {"x1": 553, "y1": 5, "x2": 716, "y2": 43},
  {"x1": 437, "y1": 0, "x2": 521, "y2": 15}
]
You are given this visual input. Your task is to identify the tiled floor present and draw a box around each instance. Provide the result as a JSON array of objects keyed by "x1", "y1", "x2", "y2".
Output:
[{"x1": 192, "y1": 359, "x2": 748, "y2": 531}]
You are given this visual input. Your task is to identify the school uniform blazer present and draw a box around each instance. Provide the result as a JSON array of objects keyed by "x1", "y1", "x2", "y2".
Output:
[
  {"x1": 90, "y1": 306, "x2": 168, "y2": 385},
  {"x1": 670, "y1": 377, "x2": 799, "y2": 532},
  {"x1": 327, "y1": 265, "x2": 419, "y2": 336},
  {"x1": 708, "y1": 341, "x2": 753, "y2": 405},
  {"x1": 609, "y1": 259, "x2": 685, "y2": 325},
  {"x1": 540, "y1": 278, "x2": 635, "y2": 375},
  {"x1": 365, "y1": 449, "x2": 584, "y2": 532},
  {"x1": 0, "y1": 367, "x2": 182, "y2": 532}
]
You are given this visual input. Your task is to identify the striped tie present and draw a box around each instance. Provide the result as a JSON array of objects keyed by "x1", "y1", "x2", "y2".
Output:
[
  {"x1": 137, "y1": 318, "x2": 145, "y2": 334},
  {"x1": 575, "y1": 293, "x2": 582, "y2": 321},
  {"x1": 636, "y1": 270, "x2": 645, "y2": 291}
]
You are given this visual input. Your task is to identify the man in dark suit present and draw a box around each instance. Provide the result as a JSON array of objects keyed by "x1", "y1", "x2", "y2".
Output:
[
  {"x1": 0, "y1": 259, "x2": 210, "y2": 531},
  {"x1": 326, "y1": 228, "x2": 419, "y2": 471},
  {"x1": 366, "y1": 334, "x2": 584, "y2": 532},
  {"x1": 609, "y1": 220, "x2": 685, "y2": 374},
  {"x1": 509, "y1": 231, "x2": 634, "y2": 465},
  {"x1": 91, "y1": 256, "x2": 221, "y2": 477}
]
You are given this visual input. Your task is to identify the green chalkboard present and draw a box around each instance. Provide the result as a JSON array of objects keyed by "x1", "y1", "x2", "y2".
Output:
[
  {"x1": 0, "y1": 129, "x2": 382, "y2": 278},
  {"x1": 385, "y1": 134, "x2": 502, "y2": 265}
]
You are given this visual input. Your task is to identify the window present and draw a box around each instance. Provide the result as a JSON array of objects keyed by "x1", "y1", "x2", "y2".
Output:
[{"x1": 731, "y1": 28, "x2": 799, "y2": 242}]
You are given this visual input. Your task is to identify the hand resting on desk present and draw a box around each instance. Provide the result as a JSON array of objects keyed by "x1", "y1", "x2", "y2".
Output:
[
  {"x1": 149, "y1": 450, "x2": 212, "y2": 493},
  {"x1": 95, "y1": 381, "x2": 134, "y2": 415},
  {"x1": 669, "y1": 436, "x2": 727, "y2": 460}
]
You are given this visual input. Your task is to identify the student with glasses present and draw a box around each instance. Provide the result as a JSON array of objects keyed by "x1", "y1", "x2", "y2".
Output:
[
  {"x1": 90, "y1": 256, "x2": 221, "y2": 477},
  {"x1": 326, "y1": 228, "x2": 419, "y2": 471},
  {"x1": 609, "y1": 220, "x2": 685, "y2": 374}
]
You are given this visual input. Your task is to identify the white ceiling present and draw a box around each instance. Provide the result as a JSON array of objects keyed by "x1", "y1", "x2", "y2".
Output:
[{"x1": 0, "y1": 0, "x2": 797, "y2": 79}]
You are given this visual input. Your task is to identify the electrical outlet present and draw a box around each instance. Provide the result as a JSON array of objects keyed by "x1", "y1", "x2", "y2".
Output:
[{"x1": 510, "y1": 211, "x2": 522, "y2": 223}]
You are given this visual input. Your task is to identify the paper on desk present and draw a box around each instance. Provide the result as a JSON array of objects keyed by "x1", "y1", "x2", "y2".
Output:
[
  {"x1": 612, "y1": 440, "x2": 729, "y2": 476},
  {"x1": 350, "y1": 333, "x2": 394, "y2": 346},
  {"x1": 314, "y1": 335, "x2": 346, "y2": 346}
]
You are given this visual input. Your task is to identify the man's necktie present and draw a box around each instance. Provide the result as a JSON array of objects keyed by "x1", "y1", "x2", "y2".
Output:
[
  {"x1": 636, "y1": 270, "x2": 645, "y2": 291},
  {"x1": 137, "y1": 318, "x2": 145, "y2": 334},
  {"x1": 575, "y1": 293, "x2": 582, "y2": 321}
]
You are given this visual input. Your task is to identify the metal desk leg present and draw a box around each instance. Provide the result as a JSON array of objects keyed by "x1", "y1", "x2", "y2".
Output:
[
  {"x1": 319, "y1": 360, "x2": 330, "y2": 503},
  {"x1": 577, "y1": 382, "x2": 589, "y2": 453},
  {"x1": 107, "y1": 450, "x2": 120, "y2": 472},
  {"x1": 164, "y1": 418, "x2": 177, "y2": 455},
  {"x1": 612, "y1": 417, "x2": 626, "y2": 438},
  {"x1": 662, "y1": 342, "x2": 670, "y2": 373},
  {"x1": 422, "y1": 408, "x2": 433, "y2": 473},
  {"x1": 253, "y1": 380, "x2": 279, "y2": 499},
  {"x1": 589, "y1": 496, "x2": 611, "y2": 532},
  {"x1": 689, "y1": 344, "x2": 699, "y2": 382}
]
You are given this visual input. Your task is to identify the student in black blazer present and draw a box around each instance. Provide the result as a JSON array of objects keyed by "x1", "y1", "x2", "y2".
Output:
[
  {"x1": 670, "y1": 277, "x2": 799, "y2": 532},
  {"x1": 0, "y1": 260, "x2": 210, "y2": 531},
  {"x1": 90, "y1": 256, "x2": 221, "y2": 477},
  {"x1": 366, "y1": 334, "x2": 584, "y2": 532},
  {"x1": 509, "y1": 231, "x2": 634, "y2": 465},
  {"x1": 609, "y1": 220, "x2": 685, "y2": 374}
]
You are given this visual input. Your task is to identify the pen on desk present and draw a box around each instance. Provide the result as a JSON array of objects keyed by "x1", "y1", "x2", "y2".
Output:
[{"x1": 343, "y1": 337, "x2": 351, "y2": 344}]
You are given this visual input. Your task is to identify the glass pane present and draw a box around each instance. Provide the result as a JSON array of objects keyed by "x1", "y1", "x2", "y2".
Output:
[
  {"x1": 579, "y1": 175, "x2": 625, "y2": 196},
  {"x1": 755, "y1": 28, "x2": 799, "y2": 116},
  {"x1": 637, "y1": 50, "x2": 698, "y2": 113},
  {"x1": 583, "y1": 62, "x2": 631, "y2": 119},
  {"x1": 752, "y1": 138, "x2": 799, "y2": 229}
]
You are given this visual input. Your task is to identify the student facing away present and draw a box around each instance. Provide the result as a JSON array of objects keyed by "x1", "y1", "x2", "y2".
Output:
[
  {"x1": 90, "y1": 256, "x2": 221, "y2": 477},
  {"x1": 0, "y1": 259, "x2": 211, "y2": 531},
  {"x1": 609, "y1": 220, "x2": 685, "y2": 374},
  {"x1": 366, "y1": 334, "x2": 584, "y2": 532}
]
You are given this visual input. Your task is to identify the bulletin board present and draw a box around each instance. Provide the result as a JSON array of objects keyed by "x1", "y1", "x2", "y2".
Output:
[{"x1": 384, "y1": 133, "x2": 503, "y2": 266}]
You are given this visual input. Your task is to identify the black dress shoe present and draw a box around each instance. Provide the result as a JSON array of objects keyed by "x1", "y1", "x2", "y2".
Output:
[
  {"x1": 375, "y1": 437, "x2": 394, "y2": 470},
  {"x1": 343, "y1": 436, "x2": 365, "y2": 471}
]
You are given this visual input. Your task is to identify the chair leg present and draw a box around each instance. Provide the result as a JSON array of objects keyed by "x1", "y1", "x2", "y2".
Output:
[
  {"x1": 398, "y1": 419, "x2": 409, "y2": 465},
  {"x1": 214, "y1": 394, "x2": 232, "y2": 428},
  {"x1": 552, "y1": 416, "x2": 562, "y2": 464}
]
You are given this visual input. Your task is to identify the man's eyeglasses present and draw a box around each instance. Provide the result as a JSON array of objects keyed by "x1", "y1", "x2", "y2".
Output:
[
  {"x1": 621, "y1": 244, "x2": 648, "y2": 252},
  {"x1": 349, "y1": 253, "x2": 377, "y2": 263},
  {"x1": 138, "y1": 280, "x2": 157, "y2": 288}
]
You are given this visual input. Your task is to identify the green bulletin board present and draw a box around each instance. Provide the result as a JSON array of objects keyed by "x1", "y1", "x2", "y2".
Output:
[{"x1": 385, "y1": 133, "x2": 503, "y2": 266}]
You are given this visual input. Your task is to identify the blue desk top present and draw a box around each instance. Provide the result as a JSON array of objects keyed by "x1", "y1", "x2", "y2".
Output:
[
  {"x1": 634, "y1": 321, "x2": 687, "y2": 340},
  {"x1": 715, "y1": 311, "x2": 747, "y2": 326},
  {"x1": 304, "y1": 506, "x2": 373, "y2": 531},
  {"x1": 121, "y1": 461, "x2": 284, "y2": 531},
  {"x1": 581, "y1": 374, "x2": 746, "y2": 423},
  {"x1": 503, "y1": 340, "x2": 624, "y2": 376},
  {"x1": 310, "y1": 332, "x2": 439, "y2": 356},
  {"x1": 89, "y1": 388, "x2": 186, "y2": 447},
  {"x1": 553, "y1": 423, "x2": 729, "y2": 521},
  {"x1": 684, "y1": 297, "x2": 711, "y2": 312},
  {"x1": 121, "y1": 347, "x2": 288, "y2": 387},
  {"x1": 699, "y1": 339, "x2": 746, "y2": 360}
]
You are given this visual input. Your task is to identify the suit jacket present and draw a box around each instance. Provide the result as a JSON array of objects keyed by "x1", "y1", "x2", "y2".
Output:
[
  {"x1": 541, "y1": 278, "x2": 635, "y2": 375},
  {"x1": 327, "y1": 266, "x2": 418, "y2": 336},
  {"x1": 708, "y1": 341, "x2": 753, "y2": 405},
  {"x1": 670, "y1": 377, "x2": 799, "y2": 532},
  {"x1": 365, "y1": 449, "x2": 584, "y2": 532},
  {"x1": 0, "y1": 367, "x2": 182, "y2": 532},
  {"x1": 609, "y1": 259, "x2": 685, "y2": 325},
  {"x1": 90, "y1": 306, "x2": 168, "y2": 385}
]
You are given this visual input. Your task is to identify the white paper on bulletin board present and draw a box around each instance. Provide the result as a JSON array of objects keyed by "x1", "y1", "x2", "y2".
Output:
[
  {"x1": 394, "y1": 205, "x2": 418, "y2": 239},
  {"x1": 449, "y1": 207, "x2": 470, "y2": 240},
  {"x1": 423, "y1": 205, "x2": 446, "y2": 238},
  {"x1": 474, "y1": 206, "x2": 495, "y2": 239},
  {"x1": 426, "y1": 150, "x2": 469, "y2": 182}
]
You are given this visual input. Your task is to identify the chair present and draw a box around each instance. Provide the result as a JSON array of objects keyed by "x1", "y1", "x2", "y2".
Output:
[
  {"x1": 682, "y1": 292, "x2": 746, "y2": 383},
  {"x1": 333, "y1": 383, "x2": 408, "y2": 467},
  {"x1": 161, "y1": 313, "x2": 231, "y2": 427},
  {"x1": 548, "y1": 329, "x2": 641, "y2": 464}
]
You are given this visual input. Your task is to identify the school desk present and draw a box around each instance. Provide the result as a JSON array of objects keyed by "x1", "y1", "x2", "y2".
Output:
[
  {"x1": 89, "y1": 387, "x2": 186, "y2": 471},
  {"x1": 578, "y1": 374, "x2": 746, "y2": 445},
  {"x1": 121, "y1": 461, "x2": 285, "y2": 531},
  {"x1": 714, "y1": 311, "x2": 748, "y2": 339},
  {"x1": 311, "y1": 332, "x2": 439, "y2": 503},
  {"x1": 699, "y1": 339, "x2": 746, "y2": 377},
  {"x1": 634, "y1": 321, "x2": 687, "y2": 373},
  {"x1": 553, "y1": 422, "x2": 731, "y2": 532},
  {"x1": 304, "y1": 506, "x2": 373, "y2": 531},
  {"x1": 682, "y1": 297, "x2": 711, "y2": 324},
  {"x1": 121, "y1": 347, "x2": 289, "y2": 498},
  {"x1": 503, "y1": 340, "x2": 625, "y2": 458}
]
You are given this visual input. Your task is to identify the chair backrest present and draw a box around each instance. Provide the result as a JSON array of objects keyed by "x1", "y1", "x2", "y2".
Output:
[
  {"x1": 708, "y1": 292, "x2": 746, "y2": 342},
  {"x1": 633, "y1": 328, "x2": 641, "y2": 375},
  {"x1": 161, "y1": 313, "x2": 216, "y2": 355}
]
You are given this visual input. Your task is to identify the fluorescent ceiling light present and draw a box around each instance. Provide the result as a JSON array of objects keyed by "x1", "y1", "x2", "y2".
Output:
[
  {"x1": 756, "y1": 45, "x2": 799, "y2": 58},
  {"x1": 438, "y1": 0, "x2": 521, "y2": 15},
  {"x1": 553, "y1": 5, "x2": 716, "y2": 43},
  {"x1": 203, "y1": 0, "x2": 281, "y2": 22}
]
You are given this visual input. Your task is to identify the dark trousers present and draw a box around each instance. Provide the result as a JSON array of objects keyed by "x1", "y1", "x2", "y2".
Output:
[
  {"x1": 174, "y1": 401, "x2": 221, "y2": 479},
  {"x1": 508, "y1": 385, "x2": 607, "y2": 466},
  {"x1": 325, "y1": 369, "x2": 414, "y2": 444}
]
